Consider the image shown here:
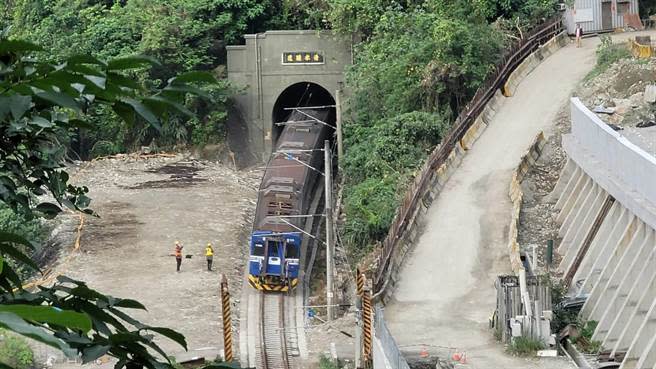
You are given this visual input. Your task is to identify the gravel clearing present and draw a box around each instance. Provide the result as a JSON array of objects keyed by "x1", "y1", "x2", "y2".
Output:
[{"x1": 42, "y1": 154, "x2": 261, "y2": 368}]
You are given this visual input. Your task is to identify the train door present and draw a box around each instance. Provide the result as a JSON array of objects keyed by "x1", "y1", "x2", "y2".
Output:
[
  {"x1": 264, "y1": 238, "x2": 284, "y2": 277},
  {"x1": 602, "y1": 1, "x2": 612, "y2": 30}
]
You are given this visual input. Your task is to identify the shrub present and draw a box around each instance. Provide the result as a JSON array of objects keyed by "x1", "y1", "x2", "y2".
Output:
[
  {"x1": 0, "y1": 331, "x2": 34, "y2": 369},
  {"x1": 586, "y1": 35, "x2": 631, "y2": 80},
  {"x1": 507, "y1": 337, "x2": 545, "y2": 356},
  {"x1": 318, "y1": 355, "x2": 339, "y2": 369}
]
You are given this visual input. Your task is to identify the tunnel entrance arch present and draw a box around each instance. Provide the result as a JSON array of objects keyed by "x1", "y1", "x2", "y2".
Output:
[
  {"x1": 271, "y1": 82, "x2": 336, "y2": 146},
  {"x1": 226, "y1": 30, "x2": 351, "y2": 161}
]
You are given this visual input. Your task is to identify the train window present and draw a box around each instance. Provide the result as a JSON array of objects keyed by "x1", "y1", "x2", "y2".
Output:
[
  {"x1": 252, "y1": 243, "x2": 264, "y2": 256},
  {"x1": 285, "y1": 245, "x2": 300, "y2": 259}
]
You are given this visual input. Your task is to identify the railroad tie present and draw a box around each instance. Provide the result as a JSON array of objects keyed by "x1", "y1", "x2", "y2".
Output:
[{"x1": 220, "y1": 274, "x2": 234, "y2": 362}]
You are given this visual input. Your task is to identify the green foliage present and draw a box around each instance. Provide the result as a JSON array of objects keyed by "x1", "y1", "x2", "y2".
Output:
[
  {"x1": 586, "y1": 35, "x2": 632, "y2": 81},
  {"x1": 343, "y1": 112, "x2": 448, "y2": 255},
  {"x1": 507, "y1": 337, "x2": 545, "y2": 356},
  {"x1": 318, "y1": 355, "x2": 339, "y2": 369},
  {"x1": 341, "y1": 4, "x2": 505, "y2": 255},
  {"x1": 2, "y1": 0, "x2": 254, "y2": 157},
  {"x1": 0, "y1": 331, "x2": 34, "y2": 369},
  {"x1": 0, "y1": 206, "x2": 49, "y2": 246},
  {"x1": 0, "y1": 35, "x2": 229, "y2": 369}
]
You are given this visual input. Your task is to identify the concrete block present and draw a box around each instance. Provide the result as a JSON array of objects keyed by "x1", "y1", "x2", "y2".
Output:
[
  {"x1": 589, "y1": 221, "x2": 646, "y2": 323},
  {"x1": 572, "y1": 201, "x2": 622, "y2": 291},
  {"x1": 559, "y1": 187, "x2": 607, "y2": 275},
  {"x1": 619, "y1": 297, "x2": 656, "y2": 369},
  {"x1": 577, "y1": 207, "x2": 631, "y2": 294},
  {"x1": 581, "y1": 215, "x2": 638, "y2": 318},
  {"x1": 558, "y1": 183, "x2": 601, "y2": 257},
  {"x1": 556, "y1": 170, "x2": 587, "y2": 226},
  {"x1": 595, "y1": 225, "x2": 653, "y2": 344}
]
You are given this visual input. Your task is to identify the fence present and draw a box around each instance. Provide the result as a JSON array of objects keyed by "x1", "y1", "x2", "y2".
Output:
[
  {"x1": 494, "y1": 275, "x2": 553, "y2": 344},
  {"x1": 374, "y1": 306, "x2": 411, "y2": 369},
  {"x1": 374, "y1": 17, "x2": 564, "y2": 294}
]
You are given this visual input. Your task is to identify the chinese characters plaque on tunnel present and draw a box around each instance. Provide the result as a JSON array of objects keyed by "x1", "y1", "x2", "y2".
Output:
[{"x1": 282, "y1": 52, "x2": 324, "y2": 65}]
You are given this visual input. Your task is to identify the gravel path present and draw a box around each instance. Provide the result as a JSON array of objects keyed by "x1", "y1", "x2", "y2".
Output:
[{"x1": 383, "y1": 37, "x2": 601, "y2": 369}]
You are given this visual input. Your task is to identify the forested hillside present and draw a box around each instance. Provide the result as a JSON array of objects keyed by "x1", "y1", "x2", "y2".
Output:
[
  {"x1": 338, "y1": 0, "x2": 562, "y2": 257},
  {"x1": 1, "y1": 0, "x2": 562, "y2": 257}
]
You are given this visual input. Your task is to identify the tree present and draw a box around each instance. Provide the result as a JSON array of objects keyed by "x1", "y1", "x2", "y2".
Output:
[{"x1": 0, "y1": 31, "x2": 246, "y2": 369}]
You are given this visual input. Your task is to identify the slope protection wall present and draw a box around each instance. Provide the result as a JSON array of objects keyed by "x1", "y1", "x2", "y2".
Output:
[{"x1": 553, "y1": 98, "x2": 656, "y2": 369}]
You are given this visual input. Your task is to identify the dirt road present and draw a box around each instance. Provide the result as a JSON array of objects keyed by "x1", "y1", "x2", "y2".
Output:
[
  {"x1": 384, "y1": 38, "x2": 600, "y2": 368},
  {"x1": 49, "y1": 155, "x2": 260, "y2": 366}
]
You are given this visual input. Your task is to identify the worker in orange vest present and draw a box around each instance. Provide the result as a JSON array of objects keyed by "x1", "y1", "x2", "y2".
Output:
[{"x1": 174, "y1": 241, "x2": 184, "y2": 272}]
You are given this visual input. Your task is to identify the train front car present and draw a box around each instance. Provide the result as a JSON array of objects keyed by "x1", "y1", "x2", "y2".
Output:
[
  {"x1": 248, "y1": 231, "x2": 301, "y2": 292},
  {"x1": 248, "y1": 109, "x2": 330, "y2": 292}
]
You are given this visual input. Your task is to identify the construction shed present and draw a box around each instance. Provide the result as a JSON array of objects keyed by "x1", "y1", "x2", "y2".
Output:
[{"x1": 564, "y1": 0, "x2": 640, "y2": 34}]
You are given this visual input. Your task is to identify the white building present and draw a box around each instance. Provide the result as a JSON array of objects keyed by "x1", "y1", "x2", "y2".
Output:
[{"x1": 564, "y1": 0, "x2": 640, "y2": 34}]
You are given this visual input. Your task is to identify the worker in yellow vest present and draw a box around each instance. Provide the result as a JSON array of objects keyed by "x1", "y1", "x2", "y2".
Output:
[{"x1": 205, "y1": 243, "x2": 214, "y2": 271}]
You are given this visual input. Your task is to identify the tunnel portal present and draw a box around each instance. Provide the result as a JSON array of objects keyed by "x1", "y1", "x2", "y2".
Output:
[{"x1": 227, "y1": 31, "x2": 351, "y2": 161}]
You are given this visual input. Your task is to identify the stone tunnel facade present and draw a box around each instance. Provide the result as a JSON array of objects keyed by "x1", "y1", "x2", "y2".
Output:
[{"x1": 227, "y1": 31, "x2": 351, "y2": 161}]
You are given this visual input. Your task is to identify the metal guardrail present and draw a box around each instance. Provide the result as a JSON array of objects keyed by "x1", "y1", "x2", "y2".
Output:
[
  {"x1": 374, "y1": 17, "x2": 564, "y2": 293},
  {"x1": 374, "y1": 306, "x2": 411, "y2": 369}
]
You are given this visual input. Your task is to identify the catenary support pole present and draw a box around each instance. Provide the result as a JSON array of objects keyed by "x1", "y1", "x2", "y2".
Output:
[{"x1": 325, "y1": 140, "x2": 334, "y2": 321}]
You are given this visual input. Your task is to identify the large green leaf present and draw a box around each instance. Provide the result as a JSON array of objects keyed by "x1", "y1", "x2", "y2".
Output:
[
  {"x1": 144, "y1": 96, "x2": 193, "y2": 117},
  {"x1": 143, "y1": 327, "x2": 187, "y2": 350},
  {"x1": 0, "y1": 305, "x2": 92, "y2": 332},
  {"x1": 0, "y1": 242, "x2": 39, "y2": 271},
  {"x1": 33, "y1": 89, "x2": 81, "y2": 111},
  {"x1": 67, "y1": 54, "x2": 107, "y2": 67},
  {"x1": 81, "y1": 344, "x2": 111, "y2": 363},
  {"x1": 0, "y1": 312, "x2": 75, "y2": 356},
  {"x1": 0, "y1": 231, "x2": 35, "y2": 250},
  {"x1": 119, "y1": 98, "x2": 160, "y2": 130},
  {"x1": 107, "y1": 56, "x2": 160, "y2": 71},
  {"x1": 168, "y1": 71, "x2": 216, "y2": 85},
  {"x1": 0, "y1": 40, "x2": 43, "y2": 54},
  {"x1": 113, "y1": 299, "x2": 146, "y2": 310}
]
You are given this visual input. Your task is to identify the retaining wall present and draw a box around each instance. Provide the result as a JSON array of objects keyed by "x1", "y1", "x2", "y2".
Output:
[
  {"x1": 552, "y1": 98, "x2": 656, "y2": 369},
  {"x1": 508, "y1": 132, "x2": 547, "y2": 274}
]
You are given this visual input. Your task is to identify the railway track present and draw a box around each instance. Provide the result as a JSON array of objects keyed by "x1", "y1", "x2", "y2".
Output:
[{"x1": 259, "y1": 293, "x2": 290, "y2": 369}]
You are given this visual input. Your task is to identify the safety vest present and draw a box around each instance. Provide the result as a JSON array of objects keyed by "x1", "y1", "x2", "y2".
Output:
[
  {"x1": 175, "y1": 246, "x2": 182, "y2": 258},
  {"x1": 205, "y1": 246, "x2": 213, "y2": 257}
]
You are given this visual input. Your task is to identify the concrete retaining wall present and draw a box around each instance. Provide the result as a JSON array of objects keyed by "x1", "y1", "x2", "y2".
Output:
[
  {"x1": 508, "y1": 132, "x2": 547, "y2": 274},
  {"x1": 503, "y1": 32, "x2": 569, "y2": 97},
  {"x1": 552, "y1": 99, "x2": 656, "y2": 369}
]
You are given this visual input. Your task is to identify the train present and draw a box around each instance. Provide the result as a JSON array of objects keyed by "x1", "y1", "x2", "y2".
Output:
[{"x1": 248, "y1": 107, "x2": 332, "y2": 292}]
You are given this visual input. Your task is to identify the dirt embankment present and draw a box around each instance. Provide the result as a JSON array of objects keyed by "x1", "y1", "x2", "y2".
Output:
[{"x1": 42, "y1": 154, "x2": 261, "y2": 365}]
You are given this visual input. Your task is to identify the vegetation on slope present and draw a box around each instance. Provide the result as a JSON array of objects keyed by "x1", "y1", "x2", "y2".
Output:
[{"x1": 339, "y1": 0, "x2": 563, "y2": 257}]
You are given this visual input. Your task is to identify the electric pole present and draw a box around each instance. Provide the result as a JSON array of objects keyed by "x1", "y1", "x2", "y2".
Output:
[{"x1": 325, "y1": 140, "x2": 334, "y2": 321}]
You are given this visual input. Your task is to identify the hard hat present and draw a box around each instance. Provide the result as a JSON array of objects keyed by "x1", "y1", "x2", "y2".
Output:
[
  {"x1": 207, "y1": 243, "x2": 212, "y2": 247},
  {"x1": 175, "y1": 240, "x2": 180, "y2": 245}
]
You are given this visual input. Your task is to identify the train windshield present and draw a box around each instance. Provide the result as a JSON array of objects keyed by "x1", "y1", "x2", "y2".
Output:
[
  {"x1": 252, "y1": 242, "x2": 264, "y2": 256},
  {"x1": 285, "y1": 244, "x2": 299, "y2": 259}
]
